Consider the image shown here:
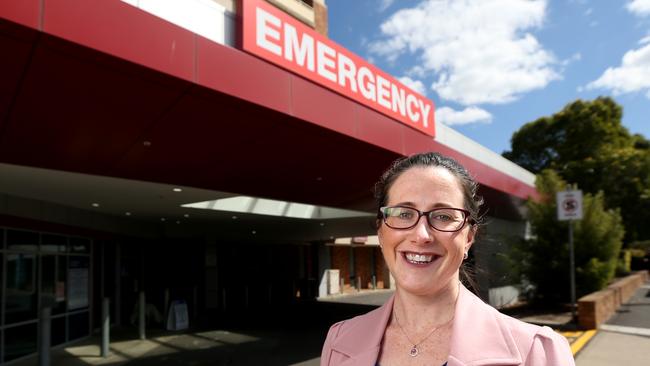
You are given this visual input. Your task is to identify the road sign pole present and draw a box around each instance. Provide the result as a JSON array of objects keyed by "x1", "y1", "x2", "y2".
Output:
[{"x1": 569, "y1": 219, "x2": 576, "y2": 321}]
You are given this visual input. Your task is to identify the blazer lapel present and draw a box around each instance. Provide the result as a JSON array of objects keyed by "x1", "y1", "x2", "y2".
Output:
[
  {"x1": 329, "y1": 295, "x2": 394, "y2": 366},
  {"x1": 448, "y1": 286, "x2": 522, "y2": 366}
]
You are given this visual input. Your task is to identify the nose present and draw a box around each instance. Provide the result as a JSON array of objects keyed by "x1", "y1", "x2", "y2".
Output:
[{"x1": 412, "y1": 214, "x2": 433, "y2": 243}]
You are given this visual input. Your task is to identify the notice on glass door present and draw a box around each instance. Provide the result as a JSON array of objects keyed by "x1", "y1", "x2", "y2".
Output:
[{"x1": 68, "y1": 257, "x2": 89, "y2": 310}]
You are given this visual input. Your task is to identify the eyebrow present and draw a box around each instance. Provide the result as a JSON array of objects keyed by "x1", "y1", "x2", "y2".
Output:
[{"x1": 390, "y1": 202, "x2": 457, "y2": 209}]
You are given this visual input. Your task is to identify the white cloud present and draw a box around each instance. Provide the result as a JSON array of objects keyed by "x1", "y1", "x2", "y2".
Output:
[
  {"x1": 398, "y1": 76, "x2": 426, "y2": 95},
  {"x1": 435, "y1": 106, "x2": 493, "y2": 126},
  {"x1": 369, "y1": 0, "x2": 559, "y2": 105},
  {"x1": 379, "y1": 0, "x2": 396, "y2": 12},
  {"x1": 586, "y1": 43, "x2": 650, "y2": 98},
  {"x1": 627, "y1": 0, "x2": 650, "y2": 16},
  {"x1": 585, "y1": 1, "x2": 650, "y2": 97}
]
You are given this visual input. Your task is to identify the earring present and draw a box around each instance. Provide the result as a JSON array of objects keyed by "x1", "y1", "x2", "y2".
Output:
[{"x1": 463, "y1": 251, "x2": 468, "y2": 260}]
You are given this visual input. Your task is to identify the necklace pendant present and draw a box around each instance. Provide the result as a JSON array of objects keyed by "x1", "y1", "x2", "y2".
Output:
[{"x1": 409, "y1": 345, "x2": 419, "y2": 357}]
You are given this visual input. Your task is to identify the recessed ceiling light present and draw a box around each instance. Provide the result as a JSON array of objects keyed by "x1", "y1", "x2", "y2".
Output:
[
  {"x1": 173, "y1": 188, "x2": 182, "y2": 192},
  {"x1": 92, "y1": 203, "x2": 100, "y2": 208},
  {"x1": 184, "y1": 214, "x2": 190, "y2": 218},
  {"x1": 316, "y1": 177, "x2": 323, "y2": 181},
  {"x1": 252, "y1": 230, "x2": 256, "y2": 234},
  {"x1": 143, "y1": 141, "x2": 152, "y2": 147},
  {"x1": 125, "y1": 212, "x2": 131, "y2": 216},
  {"x1": 329, "y1": 236, "x2": 334, "y2": 240},
  {"x1": 176, "y1": 220, "x2": 181, "y2": 224},
  {"x1": 161, "y1": 218, "x2": 166, "y2": 222},
  {"x1": 319, "y1": 222, "x2": 325, "y2": 226},
  {"x1": 232, "y1": 216, "x2": 238, "y2": 220}
]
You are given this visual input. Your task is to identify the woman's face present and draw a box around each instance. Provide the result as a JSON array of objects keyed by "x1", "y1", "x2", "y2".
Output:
[{"x1": 378, "y1": 166, "x2": 475, "y2": 296}]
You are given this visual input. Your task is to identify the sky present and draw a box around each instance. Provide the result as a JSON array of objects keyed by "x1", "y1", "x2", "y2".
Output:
[{"x1": 327, "y1": 0, "x2": 650, "y2": 155}]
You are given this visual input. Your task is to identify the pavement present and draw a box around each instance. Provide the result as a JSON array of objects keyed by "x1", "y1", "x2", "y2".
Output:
[
  {"x1": 574, "y1": 282, "x2": 650, "y2": 366},
  {"x1": 12, "y1": 284, "x2": 650, "y2": 366}
]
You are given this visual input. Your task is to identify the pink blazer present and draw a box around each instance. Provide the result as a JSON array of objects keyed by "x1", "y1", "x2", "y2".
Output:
[{"x1": 320, "y1": 285, "x2": 575, "y2": 366}]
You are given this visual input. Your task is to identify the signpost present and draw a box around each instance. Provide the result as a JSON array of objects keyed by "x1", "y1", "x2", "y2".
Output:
[{"x1": 557, "y1": 187, "x2": 583, "y2": 321}]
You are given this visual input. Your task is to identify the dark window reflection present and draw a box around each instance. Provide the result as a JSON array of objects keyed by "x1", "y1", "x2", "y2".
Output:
[
  {"x1": 4, "y1": 323, "x2": 37, "y2": 362},
  {"x1": 51, "y1": 316, "x2": 67, "y2": 346},
  {"x1": 68, "y1": 312, "x2": 89, "y2": 341},
  {"x1": 53, "y1": 256, "x2": 68, "y2": 315},
  {"x1": 7, "y1": 230, "x2": 38, "y2": 251},
  {"x1": 6, "y1": 254, "x2": 37, "y2": 324},
  {"x1": 41, "y1": 234, "x2": 67, "y2": 253},
  {"x1": 1, "y1": 228, "x2": 5, "y2": 249}
]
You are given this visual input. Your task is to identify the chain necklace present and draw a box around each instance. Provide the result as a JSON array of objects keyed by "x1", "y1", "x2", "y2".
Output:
[{"x1": 392, "y1": 308, "x2": 454, "y2": 357}]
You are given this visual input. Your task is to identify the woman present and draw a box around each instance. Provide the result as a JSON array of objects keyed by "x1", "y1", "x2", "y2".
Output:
[{"x1": 320, "y1": 152, "x2": 575, "y2": 366}]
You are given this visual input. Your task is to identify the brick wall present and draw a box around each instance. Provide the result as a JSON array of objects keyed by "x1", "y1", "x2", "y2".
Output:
[
  {"x1": 331, "y1": 245, "x2": 351, "y2": 291},
  {"x1": 314, "y1": 0, "x2": 328, "y2": 36}
]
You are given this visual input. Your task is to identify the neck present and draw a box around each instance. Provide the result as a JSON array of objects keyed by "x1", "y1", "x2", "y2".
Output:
[{"x1": 393, "y1": 279, "x2": 460, "y2": 333}]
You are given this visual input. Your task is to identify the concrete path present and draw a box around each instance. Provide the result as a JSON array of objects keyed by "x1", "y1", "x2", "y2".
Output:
[{"x1": 576, "y1": 282, "x2": 650, "y2": 366}]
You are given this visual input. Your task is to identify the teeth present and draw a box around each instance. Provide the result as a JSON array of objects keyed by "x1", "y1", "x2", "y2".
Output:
[{"x1": 405, "y1": 253, "x2": 434, "y2": 263}]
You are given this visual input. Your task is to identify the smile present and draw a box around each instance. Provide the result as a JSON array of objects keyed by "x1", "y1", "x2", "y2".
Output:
[{"x1": 403, "y1": 252, "x2": 438, "y2": 265}]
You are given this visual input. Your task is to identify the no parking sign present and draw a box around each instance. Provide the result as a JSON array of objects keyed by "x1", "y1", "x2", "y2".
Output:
[{"x1": 556, "y1": 190, "x2": 583, "y2": 221}]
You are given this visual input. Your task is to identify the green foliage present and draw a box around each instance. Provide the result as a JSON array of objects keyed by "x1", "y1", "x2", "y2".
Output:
[
  {"x1": 512, "y1": 170, "x2": 624, "y2": 303},
  {"x1": 616, "y1": 250, "x2": 632, "y2": 276},
  {"x1": 504, "y1": 97, "x2": 650, "y2": 242}
]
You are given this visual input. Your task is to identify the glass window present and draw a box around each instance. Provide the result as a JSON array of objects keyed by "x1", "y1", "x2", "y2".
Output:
[
  {"x1": 4, "y1": 322, "x2": 37, "y2": 362},
  {"x1": 6, "y1": 230, "x2": 38, "y2": 251},
  {"x1": 0, "y1": 228, "x2": 5, "y2": 249},
  {"x1": 68, "y1": 311, "x2": 89, "y2": 341},
  {"x1": 41, "y1": 255, "x2": 56, "y2": 308},
  {"x1": 5, "y1": 253, "x2": 38, "y2": 324},
  {"x1": 51, "y1": 316, "x2": 67, "y2": 346},
  {"x1": 69, "y1": 237, "x2": 90, "y2": 254},
  {"x1": 53, "y1": 256, "x2": 68, "y2": 315},
  {"x1": 41, "y1": 234, "x2": 67, "y2": 253}
]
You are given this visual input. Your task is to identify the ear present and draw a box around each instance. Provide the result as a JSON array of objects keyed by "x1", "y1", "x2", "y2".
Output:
[{"x1": 464, "y1": 226, "x2": 476, "y2": 253}]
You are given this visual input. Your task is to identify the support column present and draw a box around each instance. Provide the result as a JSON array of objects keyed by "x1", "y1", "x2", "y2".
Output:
[
  {"x1": 38, "y1": 307, "x2": 51, "y2": 366},
  {"x1": 101, "y1": 298, "x2": 110, "y2": 357},
  {"x1": 138, "y1": 292, "x2": 146, "y2": 340}
]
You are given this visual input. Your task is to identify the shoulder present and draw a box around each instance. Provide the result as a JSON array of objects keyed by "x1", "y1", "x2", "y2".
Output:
[
  {"x1": 323, "y1": 305, "x2": 386, "y2": 343},
  {"x1": 321, "y1": 301, "x2": 393, "y2": 366},
  {"x1": 495, "y1": 311, "x2": 575, "y2": 365}
]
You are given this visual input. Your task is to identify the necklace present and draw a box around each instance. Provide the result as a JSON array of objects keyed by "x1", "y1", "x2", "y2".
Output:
[{"x1": 392, "y1": 308, "x2": 454, "y2": 357}]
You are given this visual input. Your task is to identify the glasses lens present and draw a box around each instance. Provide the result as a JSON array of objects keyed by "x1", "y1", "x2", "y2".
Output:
[
  {"x1": 427, "y1": 208, "x2": 466, "y2": 231},
  {"x1": 383, "y1": 207, "x2": 418, "y2": 229}
]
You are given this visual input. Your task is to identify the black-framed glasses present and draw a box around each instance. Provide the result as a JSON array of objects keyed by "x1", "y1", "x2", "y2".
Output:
[{"x1": 379, "y1": 206, "x2": 471, "y2": 232}]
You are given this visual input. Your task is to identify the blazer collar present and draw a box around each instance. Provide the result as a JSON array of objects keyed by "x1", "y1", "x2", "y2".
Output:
[
  {"x1": 329, "y1": 295, "x2": 394, "y2": 366},
  {"x1": 327, "y1": 286, "x2": 522, "y2": 366},
  {"x1": 448, "y1": 286, "x2": 522, "y2": 366}
]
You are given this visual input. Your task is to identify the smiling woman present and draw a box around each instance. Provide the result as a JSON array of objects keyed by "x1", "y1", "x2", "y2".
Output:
[{"x1": 320, "y1": 152, "x2": 576, "y2": 366}]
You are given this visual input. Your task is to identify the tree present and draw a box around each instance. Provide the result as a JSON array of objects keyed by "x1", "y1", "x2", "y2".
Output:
[
  {"x1": 504, "y1": 97, "x2": 650, "y2": 242},
  {"x1": 512, "y1": 170, "x2": 624, "y2": 303}
]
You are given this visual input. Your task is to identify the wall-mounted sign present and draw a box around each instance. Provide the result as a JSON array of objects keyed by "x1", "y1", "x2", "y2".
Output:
[
  {"x1": 242, "y1": 0, "x2": 435, "y2": 137},
  {"x1": 557, "y1": 190, "x2": 583, "y2": 221}
]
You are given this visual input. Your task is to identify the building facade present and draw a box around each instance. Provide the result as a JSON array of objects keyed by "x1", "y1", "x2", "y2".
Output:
[{"x1": 0, "y1": 0, "x2": 536, "y2": 363}]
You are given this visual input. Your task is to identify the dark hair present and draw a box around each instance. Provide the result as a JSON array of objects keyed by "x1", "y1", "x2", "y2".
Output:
[{"x1": 374, "y1": 152, "x2": 484, "y2": 230}]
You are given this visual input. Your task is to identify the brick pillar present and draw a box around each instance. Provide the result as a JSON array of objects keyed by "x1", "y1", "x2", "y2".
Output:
[
  {"x1": 314, "y1": 0, "x2": 328, "y2": 36},
  {"x1": 355, "y1": 247, "x2": 373, "y2": 289},
  {"x1": 374, "y1": 248, "x2": 390, "y2": 289},
  {"x1": 331, "y1": 246, "x2": 351, "y2": 292}
]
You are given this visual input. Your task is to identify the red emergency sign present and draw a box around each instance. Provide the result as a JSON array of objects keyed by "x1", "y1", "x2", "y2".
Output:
[{"x1": 242, "y1": 0, "x2": 436, "y2": 137}]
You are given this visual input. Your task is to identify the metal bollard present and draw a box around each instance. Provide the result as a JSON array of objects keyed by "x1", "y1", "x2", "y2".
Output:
[
  {"x1": 38, "y1": 307, "x2": 51, "y2": 366},
  {"x1": 356, "y1": 276, "x2": 361, "y2": 291},
  {"x1": 139, "y1": 292, "x2": 146, "y2": 340},
  {"x1": 372, "y1": 275, "x2": 377, "y2": 290},
  {"x1": 101, "y1": 298, "x2": 110, "y2": 357}
]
